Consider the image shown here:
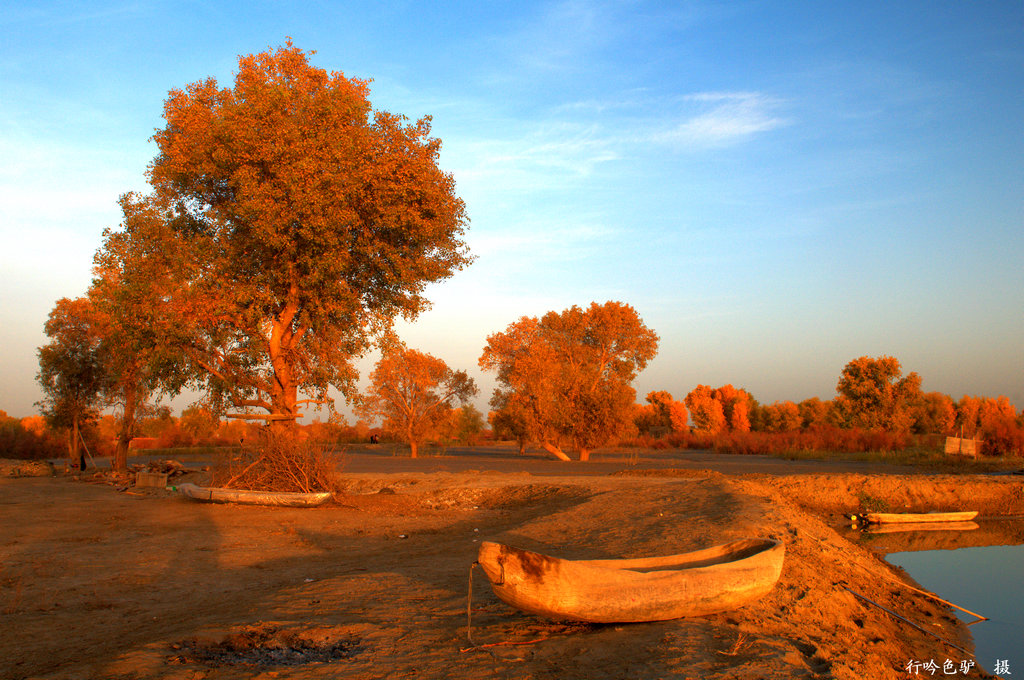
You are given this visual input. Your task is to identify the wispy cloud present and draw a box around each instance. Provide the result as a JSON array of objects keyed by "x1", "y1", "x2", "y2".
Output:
[
  {"x1": 447, "y1": 121, "x2": 620, "y2": 198},
  {"x1": 655, "y1": 92, "x2": 789, "y2": 148},
  {"x1": 447, "y1": 91, "x2": 788, "y2": 193}
]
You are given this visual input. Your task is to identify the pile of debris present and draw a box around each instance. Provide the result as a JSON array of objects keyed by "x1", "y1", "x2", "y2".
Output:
[
  {"x1": 133, "y1": 459, "x2": 204, "y2": 477},
  {"x1": 66, "y1": 460, "x2": 207, "y2": 491},
  {"x1": 0, "y1": 459, "x2": 55, "y2": 478}
]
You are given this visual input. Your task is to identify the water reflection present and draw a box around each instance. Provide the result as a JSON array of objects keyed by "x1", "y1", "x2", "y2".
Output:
[
  {"x1": 878, "y1": 522, "x2": 1024, "y2": 678},
  {"x1": 839, "y1": 519, "x2": 1024, "y2": 555}
]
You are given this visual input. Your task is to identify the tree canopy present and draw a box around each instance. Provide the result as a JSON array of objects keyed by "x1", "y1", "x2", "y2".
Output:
[
  {"x1": 831, "y1": 355, "x2": 922, "y2": 432},
  {"x1": 138, "y1": 40, "x2": 469, "y2": 424},
  {"x1": 480, "y1": 301, "x2": 659, "y2": 461}
]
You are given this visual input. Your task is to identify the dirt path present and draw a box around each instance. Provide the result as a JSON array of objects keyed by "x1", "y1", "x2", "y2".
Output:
[{"x1": 2, "y1": 466, "x2": 1019, "y2": 679}]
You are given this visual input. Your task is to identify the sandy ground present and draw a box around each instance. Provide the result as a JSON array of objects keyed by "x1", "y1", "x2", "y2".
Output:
[{"x1": 2, "y1": 455, "x2": 1022, "y2": 680}]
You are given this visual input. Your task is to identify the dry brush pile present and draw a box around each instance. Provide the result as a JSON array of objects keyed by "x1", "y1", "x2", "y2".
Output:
[{"x1": 211, "y1": 431, "x2": 344, "y2": 493}]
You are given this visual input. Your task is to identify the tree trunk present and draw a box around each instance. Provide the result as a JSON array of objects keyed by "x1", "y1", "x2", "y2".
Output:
[
  {"x1": 518, "y1": 439, "x2": 527, "y2": 456},
  {"x1": 268, "y1": 378, "x2": 299, "y2": 433},
  {"x1": 579, "y1": 447, "x2": 591, "y2": 462},
  {"x1": 409, "y1": 440, "x2": 419, "y2": 458},
  {"x1": 114, "y1": 382, "x2": 138, "y2": 472},
  {"x1": 70, "y1": 415, "x2": 82, "y2": 470},
  {"x1": 541, "y1": 441, "x2": 571, "y2": 462}
]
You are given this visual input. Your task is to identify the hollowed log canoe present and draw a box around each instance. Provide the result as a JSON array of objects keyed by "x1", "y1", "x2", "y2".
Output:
[
  {"x1": 863, "y1": 511, "x2": 978, "y2": 524},
  {"x1": 477, "y1": 537, "x2": 784, "y2": 623},
  {"x1": 177, "y1": 482, "x2": 332, "y2": 507}
]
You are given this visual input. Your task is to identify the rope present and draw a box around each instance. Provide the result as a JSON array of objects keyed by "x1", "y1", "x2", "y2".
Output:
[
  {"x1": 461, "y1": 559, "x2": 570, "y2": 653},
  {"x1": 466, "y1": 561, "x2": 478, "y2": 647}
]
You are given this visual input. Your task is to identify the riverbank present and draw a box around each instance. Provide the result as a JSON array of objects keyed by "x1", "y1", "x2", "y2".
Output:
[{"x1": 2, "y1": 467, "x2": 1018, "y2": 679}]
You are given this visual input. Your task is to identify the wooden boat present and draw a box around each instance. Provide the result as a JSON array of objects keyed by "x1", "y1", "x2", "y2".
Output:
[
  {"x1": 865, "y1": 521, "x2": 979, "y2": 534},
  {"x1": 863, "y1": 511, "x2": 978, "y2": 524},
  {"x1": 477, "y1": 538, "x2": 783, "y2": 623},
  {"x1": 177, "y1": 482, "x2": 332, "y2": 507}
]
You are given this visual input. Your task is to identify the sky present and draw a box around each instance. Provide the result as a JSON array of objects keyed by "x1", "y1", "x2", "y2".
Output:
[{"x1": 2, "y1": 0, "x2": 1022, "y2": 421}]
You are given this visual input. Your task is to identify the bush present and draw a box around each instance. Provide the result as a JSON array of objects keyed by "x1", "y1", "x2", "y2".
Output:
[
  {"x1": 0, "y1": 417, "x2": 65, "y2": 459},
  {"x1": 617, "y1": 424, "x2": 938, "y2": 457},
  {"x1": 980, "y1": 417, "x2": 1024, "y2": 457}
]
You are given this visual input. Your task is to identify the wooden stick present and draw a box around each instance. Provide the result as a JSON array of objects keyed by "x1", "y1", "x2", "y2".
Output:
[
  {"x1": 877, "y1": 571, "x2": 987, "y2": 622},
  {"x1": 842, "y1": 586, "x2": 972, "y2": 655},
  {"x1": 224, "y1": 454, "x2": 267, "y2": 489},
  {"x1": 79, "y1": 430, "x2": 98, "y2": 468}
]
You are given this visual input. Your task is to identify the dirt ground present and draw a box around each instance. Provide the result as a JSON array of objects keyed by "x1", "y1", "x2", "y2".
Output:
[{"x1": 2, "y1": 456, "x2": 1022, "y2": 679}]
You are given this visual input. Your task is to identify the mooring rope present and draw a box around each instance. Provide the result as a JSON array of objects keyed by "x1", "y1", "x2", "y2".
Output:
[{"x1": 466, "y1": 561, "x2": 478, "y2": 647}]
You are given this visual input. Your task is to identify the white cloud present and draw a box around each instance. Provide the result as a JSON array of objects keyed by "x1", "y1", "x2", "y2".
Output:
[{"x1": 656, "y1": 92, "x2": 789, "y2": 148}]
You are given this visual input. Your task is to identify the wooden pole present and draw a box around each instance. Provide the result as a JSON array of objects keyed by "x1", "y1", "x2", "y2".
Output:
[
  {"x1": 79, "y1": 430, "x2": 98, "y2": 469},
  {"x1": 225, "y1": 413, "x2": 299, "y2": 421},
  {"x1": 877, "y1": 571, "x2": 987, "y2": 622},
  {"x1": 842, "y1": 586, "x2": 972, "y2": 655}
]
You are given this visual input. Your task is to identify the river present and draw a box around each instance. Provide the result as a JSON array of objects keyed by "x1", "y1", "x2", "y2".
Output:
[{"x1": 883, "y1": 524, "x2": 1024, "y2": 678}]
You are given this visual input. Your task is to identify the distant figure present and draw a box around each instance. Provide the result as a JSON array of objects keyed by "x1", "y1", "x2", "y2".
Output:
[{"x1": 370, "y1": 434, "x2": 379, "y2": 444}]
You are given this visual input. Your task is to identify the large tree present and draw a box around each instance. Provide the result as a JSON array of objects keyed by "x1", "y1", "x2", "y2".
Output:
[
  {"x1": 480, "y1": 301, "x2": 659, "y2": 461},
  {"x1": 357, "y1": 345, "x2": 477, "y2": 458},
  {"x1": 36, "y1": 298, "x2": 107, "y2": 468},
  {"x1": 142, "y1": 41, "x2": 470, "y2": 425}
]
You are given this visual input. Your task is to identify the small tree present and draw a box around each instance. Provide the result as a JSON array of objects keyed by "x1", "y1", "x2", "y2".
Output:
[
  {"x1": 798, "y1": 397, "x2": 830, "y2": 429},
  {"x1": 713, "y1": 385, "x2": 752, "y2": 432},
  {"x1": 488, "y1": 401, "x2": 533, "y2": 454},
  {"x1": 91, "y1": 193, "x2": 185, "y2": 470},
  {"x1": 912, "y1": 392, "x2": 956, "y2": 435},
  {"x1": 357, "y1": 345, "x2": 477, "y2": 457},
  {"x1": 831, "y1": 356, "x2": 922, "y2": 432},
  {"x1": 451, "y1": 404, "x2": 486, "y2": 444},
  {"x1": 685, "y1": 385, "x2": 726, "y2": 434},
  {"x1": 36, "y1": 298, "x2": 107, "y2": 468},
  {"x1": 761, "y1": 401, "x2": 802, "y2": 432},
  {"x1": 480, "y1": 301, "x2": 659, "y2": 461},
  {"x1": 637, "y1": 391, "x2": 689, "y2": 435}
]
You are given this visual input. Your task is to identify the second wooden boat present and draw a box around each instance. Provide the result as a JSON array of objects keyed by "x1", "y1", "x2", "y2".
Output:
[
  {"x1": 865, "y1": 521, "x2": 979, "y2": 534},
  {"x1": 177, "y1": 482, "x2": 332, "y2": 507},
  {"x1": 477, "y1": 537, "x2": 783, "y2": 623},
  {"x1": 863, "y1": 511, "x2": 978, "y2": 524}
]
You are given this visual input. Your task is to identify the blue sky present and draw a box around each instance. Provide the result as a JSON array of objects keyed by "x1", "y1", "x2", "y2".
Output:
[{"x1": 2, "y1": 1, "x2": 1022, "y2": 420}]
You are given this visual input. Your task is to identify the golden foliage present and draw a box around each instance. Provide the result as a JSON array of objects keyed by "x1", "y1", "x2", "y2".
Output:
[
  {"x1": 480, "y1": 301, "x2": 659, "y2": 460},
  {"x1": 137, "y1": 40, "x2": 470, "y2": 425},
  {"x1": 831, "y1": 356, "x2": 921, "y2": 432},
  {"x1": 357, "y1": 344, "x2": 477, "y2": 457}
]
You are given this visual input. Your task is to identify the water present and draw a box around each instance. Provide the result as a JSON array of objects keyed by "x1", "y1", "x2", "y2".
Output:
[{"x1": 887, "y1": 542, "x2": 1024, "y2": 677}]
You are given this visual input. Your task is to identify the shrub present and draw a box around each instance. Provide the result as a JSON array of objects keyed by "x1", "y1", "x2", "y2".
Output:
[
  {"x1": 0, "y1": 416, "x2": 65, "y2": 459},
  {"x1": 980, "y1": 417, "x2": 1024, "y2": 457}
]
